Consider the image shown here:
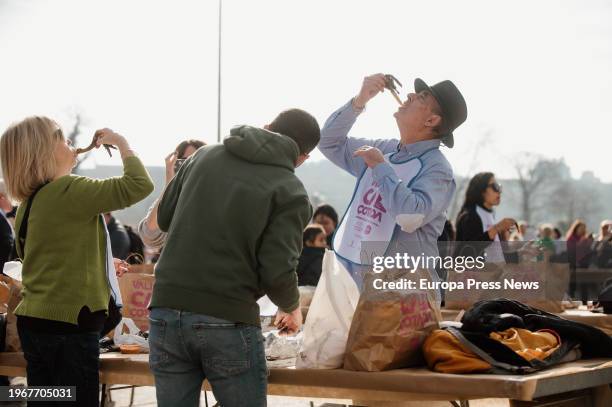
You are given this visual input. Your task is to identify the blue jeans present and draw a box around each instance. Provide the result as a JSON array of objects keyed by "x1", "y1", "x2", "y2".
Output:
[{"x1": 148, "y1": 308, "x2": 267, "y2": 407}]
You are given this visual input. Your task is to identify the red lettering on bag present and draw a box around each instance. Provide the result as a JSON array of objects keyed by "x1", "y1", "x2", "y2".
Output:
[
  {"x1": 357, "y1": 205, "x2": 382, "y2": 222},
  {"x1": 133, "y1": 280, "x2": 153, "y2": 290},
  {"x1": 401, "y1": 298, "x2": 417, "y2": 314},
  {"x1": 374, "y1": 194, "x2": 387, "y2": 213},
  {"x1": 399, "y1": 309, "x2": 434, "y2": 334},
  {"x1": 363, "y1": 188, "x2": 376, "y2": 205},
  {"x1": 131, "y1": 291, "x2": 152, "y2": 308}
]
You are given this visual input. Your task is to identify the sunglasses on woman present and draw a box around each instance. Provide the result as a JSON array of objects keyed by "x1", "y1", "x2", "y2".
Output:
[{"x1": 487, "y1": 182, "x2": 502, "y2": 193}]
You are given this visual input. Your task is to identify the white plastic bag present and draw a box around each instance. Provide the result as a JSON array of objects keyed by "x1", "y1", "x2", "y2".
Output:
[
  {"x1": 113, "y1": 317, "x2": 149, "y2": 351},
  {"x1": 257, "y1": 295, "x2": 278, "y2": 316},
  {"x1": 296, "y1": 250, "x2": 360, "y2": 369},
  {"x1": 3, "y1": 261, "x2": 22, "y2": 282}
]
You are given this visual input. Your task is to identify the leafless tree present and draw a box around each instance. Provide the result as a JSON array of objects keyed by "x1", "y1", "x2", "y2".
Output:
[
  {"x1": 448, "y1": 129, "x2": 493, "y2": 221},
  {"x1": 549, "y1": 172, "x2": 603, "y2": 228},
  {"x1": 66, "y1": 113, "x2": 90, "y2": 173},
  {"x1": 513, "y1": 153, "x2": 567, "y2": 223}
]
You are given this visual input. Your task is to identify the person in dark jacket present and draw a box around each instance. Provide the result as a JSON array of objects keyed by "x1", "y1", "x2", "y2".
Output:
[
  {"x1": 0, "y1": 179, "x2": 15, "y2": 386},
  {"x1": 313, "y1": 204, "x2": 338, "y2": 247},
  {"x1": 149, "y1": 108, "x2": 320, "y2": 406},
  {"x1": 436, "y1": 219, "x2": 455, "y2": 282},
  {"x1": 103, "y1": 212, "x2": 131, "y2": 260},
  {"x1": 297, "y1": 224, "x2": 327, "y2": 286},
  {"x1": 594, "y1": 220, "x2": 612, "y2": 269},
  {"x1": 566, "y1": 220, "x2": 591, "y2": 268},
  {"x1": 0, "y1": 179, "x2": 15, "y2": 274},
  {"x1": 454, "y1": 172, "x2": 517, "y2": 263},
  {"x1": 566, "y1": 220, "x2": 595, "y2": 301}
]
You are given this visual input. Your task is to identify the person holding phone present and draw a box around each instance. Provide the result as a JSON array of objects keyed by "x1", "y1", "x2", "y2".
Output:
[
  {"x1": 454, "y1": 172, "x2": 517, "y2": 263},
  {"x1": 137, "y1": 139, "x2": 205, "y2": 250}
]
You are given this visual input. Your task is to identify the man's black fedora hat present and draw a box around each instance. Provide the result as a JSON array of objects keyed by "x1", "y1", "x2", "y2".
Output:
[{"x1": 414, "y1": 78, "x2": 467, "y2": 148}]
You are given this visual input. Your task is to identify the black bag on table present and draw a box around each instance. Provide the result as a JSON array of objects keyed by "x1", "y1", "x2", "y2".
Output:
[{"x1": 441, "y1": 298, "x2": 612, "y2": 374}]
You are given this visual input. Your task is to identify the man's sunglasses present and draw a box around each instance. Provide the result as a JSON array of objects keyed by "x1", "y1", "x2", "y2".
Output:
[{"x1": 487, "y1": 182, "x2": 502, "y2": 193}]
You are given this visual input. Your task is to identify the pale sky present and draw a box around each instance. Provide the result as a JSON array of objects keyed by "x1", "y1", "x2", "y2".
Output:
[{"x1": 1, "y1": 0, "x2": 611, "y2": 181}]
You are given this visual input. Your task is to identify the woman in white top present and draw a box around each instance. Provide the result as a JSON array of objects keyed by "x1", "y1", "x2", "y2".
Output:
[{"x1": 454, "y1": 172, "x2": 517, "y2": 263}]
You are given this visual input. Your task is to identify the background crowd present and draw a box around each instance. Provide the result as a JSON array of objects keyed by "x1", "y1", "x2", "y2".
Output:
[
  {"x1": 0, "y1": 122, "x2": 610, "y2": 407},
  {"x1": 2, "y1": 162, "x2": 611, "y2": 296}
]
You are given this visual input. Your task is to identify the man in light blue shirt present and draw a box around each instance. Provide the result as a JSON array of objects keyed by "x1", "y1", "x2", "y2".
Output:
[{"x1": 319, "y1": 73, "x2": 467, "y2": 287}]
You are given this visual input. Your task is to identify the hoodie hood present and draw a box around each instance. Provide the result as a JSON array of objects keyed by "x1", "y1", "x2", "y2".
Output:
[{"x1": 224, "y1": 125, "x2": 299, "y2": 171}]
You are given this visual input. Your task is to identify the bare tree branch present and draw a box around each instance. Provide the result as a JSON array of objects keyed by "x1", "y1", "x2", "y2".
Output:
[
  {"x1": 66, "y1": 113, "x2": 89, "y2": 173},
  {"x1": 448, "y1": 129, "x2": 494, "y2": 220}
]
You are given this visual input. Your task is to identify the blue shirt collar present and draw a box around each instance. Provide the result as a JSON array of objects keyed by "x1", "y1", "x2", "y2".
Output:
[{"x1": 395, "y1": 139, "x2": 441, "y2": 157}]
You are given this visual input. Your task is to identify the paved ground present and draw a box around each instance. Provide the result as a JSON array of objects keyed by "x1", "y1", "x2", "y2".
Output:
[
  {"x1": 0, "y1": 378, "x2": 508, "y2": 406},
  {"x1": 107, "y1": 386, "x2": 510, "y2": 406}
]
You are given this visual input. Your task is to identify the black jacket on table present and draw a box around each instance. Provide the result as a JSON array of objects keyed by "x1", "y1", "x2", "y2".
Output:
[
  {"x1": 439, "y1": 299, "x2": 612, "y2": 375},
  {"x1": 461, "y1": 298, "x2": 612, "y2": 359}
]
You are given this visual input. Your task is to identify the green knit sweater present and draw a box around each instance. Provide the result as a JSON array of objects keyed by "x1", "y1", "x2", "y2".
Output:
[{"x1": 14, "y1": 156, "x2": 154, "y2": 325}]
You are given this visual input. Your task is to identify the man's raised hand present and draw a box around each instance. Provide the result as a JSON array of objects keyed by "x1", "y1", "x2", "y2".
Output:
[{"x1": 353, "y1": 73, "x2": 387, "y2": 110}]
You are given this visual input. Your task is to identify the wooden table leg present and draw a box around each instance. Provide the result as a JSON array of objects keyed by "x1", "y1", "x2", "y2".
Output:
[
  {"x1": 100, "y1": 384, "x2": 107, "y2": 406},
  {"x1": 509, "y1": 385, "x2": 612, "y2": 407},
  {"x1": 352, "y1": 401, "x2": 469, "y2": 406}
]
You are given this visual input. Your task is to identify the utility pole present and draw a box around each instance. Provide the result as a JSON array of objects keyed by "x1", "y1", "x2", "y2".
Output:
[{"x1": 216, "y1": 0, "x2": 222, "y2": 142}]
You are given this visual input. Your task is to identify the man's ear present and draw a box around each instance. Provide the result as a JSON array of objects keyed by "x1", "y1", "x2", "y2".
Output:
[
  {"x1": 425, "y1": 114, "x2": 442, "y2": 129},
  {"x1": 294, "y1": 153, "x2": 309, "y2": 168}
]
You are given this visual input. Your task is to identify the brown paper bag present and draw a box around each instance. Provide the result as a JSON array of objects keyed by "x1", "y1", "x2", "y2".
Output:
[
  {"x1": 0, "y1": 280, "x2": 10, "y2": 313},
  {"x1": 118, "y1": 273, "x2": 155, "y2": 332},
  {"x1": 0, "y1": 274, "x2": 23, "y2": 352},
  {"x1": 127, "y1": 263, "x2": 154, "y2": 274},
  {"x1": 343, "y1": 269, "x2": 441, "y2": 371}
]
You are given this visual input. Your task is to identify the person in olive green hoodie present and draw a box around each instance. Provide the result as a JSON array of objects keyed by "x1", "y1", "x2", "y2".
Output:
[
  {"x1": 0, "y1": 117, "x2": 154, "y2": 407},
  {"x1": 149, "y1": 109, "x2": 320, "y2": 407}
]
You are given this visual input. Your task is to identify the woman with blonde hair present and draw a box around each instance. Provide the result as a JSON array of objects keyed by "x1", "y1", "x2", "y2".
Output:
[{"x1": 0, "y1": 116, "x2": 154, "y2": 406}]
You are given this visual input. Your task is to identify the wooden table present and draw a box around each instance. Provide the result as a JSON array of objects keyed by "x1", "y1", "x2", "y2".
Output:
[{"x1": 1, "y1": 352, "x2": 612, "y2": 406}]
